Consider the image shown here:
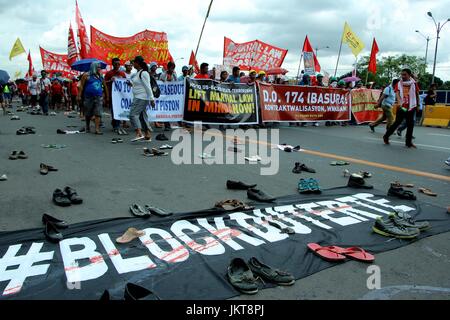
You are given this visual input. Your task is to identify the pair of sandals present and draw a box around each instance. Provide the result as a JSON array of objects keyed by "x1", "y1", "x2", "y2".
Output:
[
  {"x1": 17, "y1": 127, "x2": 36, "y2": 135},
  {"x1": 9, "y1": 151, "x2": 28, "y2": 160},
  {"x1": 278, "y1": 144, "x2": 301, "y2": 153},
  {"x1": 143, "y1": 148, "x2": 168, "y2": 157},
  {"x1": 307, "y1": 243, "x2": 375, "y2": 263},
  {"x1": 330, "y1": 161, "x2": 350, "y2": 166},
  {"x1": 10, "y1": 115, "x2": 20, "y2": 120},
  {"x1": 298, "y1": 178, "x2": 322, "y2": 194},
  {"x1": 129, "y1": 204, "x2": 173, "y2": 218}
]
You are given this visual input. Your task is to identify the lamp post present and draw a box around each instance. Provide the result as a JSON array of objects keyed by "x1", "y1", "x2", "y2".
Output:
[
  {"x1": 427, "y1": 12, "x2": 450, "y2": 84},
  {"x1": 315, "y1": 46, "x2": 330, "y2": 58},
  {"x1": 415, "y1": 30, "x2": 431, "y2": 65}
]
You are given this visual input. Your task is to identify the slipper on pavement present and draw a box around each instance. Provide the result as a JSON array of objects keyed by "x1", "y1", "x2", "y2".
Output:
[
  {"x1": 419, "y1": 188, "x2": 437, "y2": 197},
  {"x1": 327, "y1": 246, "x2": 375, "y2": 263},
  {"x1": 116, "y1": 228, "x2": 146, "y2": 244},
  {"x1": 307, "y1": 243, "x2": 346, "y2": 262}
]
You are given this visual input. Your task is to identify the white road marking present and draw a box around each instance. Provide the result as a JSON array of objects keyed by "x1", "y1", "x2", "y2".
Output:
[
  {"x1": 366, "y1": 137, "x2": 450, "y2": 151},
  {"x1": 428, "y1": 133, "x2": 450, "y2": 137}
]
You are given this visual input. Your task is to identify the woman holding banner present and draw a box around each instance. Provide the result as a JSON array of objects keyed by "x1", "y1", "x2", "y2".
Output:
[{"x1": 128, "y1": 56, "x2": 155, "y2": 142}]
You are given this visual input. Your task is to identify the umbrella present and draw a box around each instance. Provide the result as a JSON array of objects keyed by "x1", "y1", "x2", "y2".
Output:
[
  {"x1": 71, "y1": 59, "x2": 107, "y2": 72},
  {"x1": 266, "y1": 68, "x2": 289, "y2": 76},
  {"x1": 0, "y1": 70, "x2": 10, "y2": 85},
  {"x1": 343, "y1": 76, "x2": 361, "y2": 83}
]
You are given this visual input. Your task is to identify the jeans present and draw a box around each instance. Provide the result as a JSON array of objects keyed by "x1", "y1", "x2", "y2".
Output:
[
  {"x1": 371, "y1": 106, "x2": 394, "y2": 129},
  {"x1": 384, "y1": 108, "x2": 416, "y2": 146},
  {"x1": 129, "y1": 98, "x2": 151, "y2": 131},
  {"x1": 39, "y1": 93, "x2": 49, "y2": 114}
]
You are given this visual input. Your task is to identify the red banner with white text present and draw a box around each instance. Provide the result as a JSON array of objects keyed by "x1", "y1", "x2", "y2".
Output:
[
  {"x1": 351, "y1": 88, "x2": 383, "y2": 124},
  {"x1": 223, "y1": 37, "x2": 288, "y2": 71},
  {"x1": 40, "y1": 47, "x2": 79, "y2": 78},
  {"x1": 90, "y1": 26, "x2": 173, "y2": 67},
  {"x1": 259, "y1": 83, "x2": 351, "y2": 122}
]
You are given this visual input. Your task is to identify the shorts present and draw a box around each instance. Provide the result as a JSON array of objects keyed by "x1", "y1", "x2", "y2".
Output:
[
  {"x1": 84, "y1": 96, "x2": 103, "y2": 118},
  {"x1": 3, "y1": 93, "x2": 11, "y2": 101}
]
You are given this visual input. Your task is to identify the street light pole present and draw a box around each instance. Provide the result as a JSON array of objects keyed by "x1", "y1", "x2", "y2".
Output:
[
  {"x1": 427, "y1": 12, "x2": 450, "y2": 84},
  {"x1": 315, "y1": 46, "x2": 329, "y2": 58},
  {"x1": 415, "y1": 30, "x2": 430, "y2": 65}
]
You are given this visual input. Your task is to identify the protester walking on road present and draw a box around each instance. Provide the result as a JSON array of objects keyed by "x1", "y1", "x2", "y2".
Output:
[
  {"x1": 178, "y1": 66, "x2": 190, "y2": 81},
  {"x1": 128, "y1": 56, "x2": 155, "y2": 142},
  {"x1": 160, "y1": 61, "x2": 177, "y2": 130},
  {"x1": 369, "y1": 79, "x2": 399, "y2": 132},
  {"x1": 28, "y1": 74, "x2": 40, "y2": 109},
  {"x1": 124, "y1": 61, "x2": 134, "y2": 80},
  {"x1": 195, "y1": 63, "x2": 210, "y2": 80},
  {"x1": 70, "y1": 77, "x2": 79, "y2": 111},
  {"x1": 78, "y1": 62, "x2": 108, "y2": 135},
  {"x1": 383, "y1": 68, "x2": 420, "y2": 148},
  {"x1": 39, "y1": 71, "x2": 51, "y2": 115},
  {"x1": 51, "y1": 79, "x2": 63, "y2": 111},
  {"x1": 105, "y1": 58, "x2": 126, "y2": 133}
]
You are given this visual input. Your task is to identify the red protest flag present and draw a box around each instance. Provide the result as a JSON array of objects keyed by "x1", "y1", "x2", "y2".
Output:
[
  {"x1": 302, "y1": 36, "x2": 321, "y2": 72},
  {"x1": 67, "y1": 23, "x2": 79, "y2": 66},
  {"x1": 368, "y1": 38, "x2": 379, "y2": 74},
  {"x1": 26, "y1": 50, "x2": 33, "y2": 77},
  {"x1": 75, "y1": 0, "x2": 91, "y2": 59},
  {"x1": 189, "y1": 50, "x2": 200, "y2": 74}
]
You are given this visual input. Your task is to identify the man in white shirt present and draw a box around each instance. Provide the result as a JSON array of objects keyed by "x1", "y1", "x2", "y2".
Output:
[
  {"x1": 28, "y1": 74, "x2": 41, "y2": 108},
  {"x1": 39, "y1": 70, "x2": 51, "y2": 115}
]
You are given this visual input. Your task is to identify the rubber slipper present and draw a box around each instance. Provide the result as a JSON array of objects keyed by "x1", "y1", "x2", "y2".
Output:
[
  {"x1": 419, "y1": 188, "x2": 437, "y2": 197},
  {"x1": 327, "y1": 246, "x2": 375, "y2": 263},
  {"x1": 116, "y1": 228, "x2": 146, "y2": 244},
  {"x1": 307, "y1": 243, "x2": 347, "y2": 262}
]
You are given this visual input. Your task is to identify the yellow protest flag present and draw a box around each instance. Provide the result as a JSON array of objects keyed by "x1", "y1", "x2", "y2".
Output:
[
  {"x1": 342, "y1": 22, "x2": 365, "y2": 57},
  {"x1": 9, "y1": 38, "x2": 26, "y2": 60}
]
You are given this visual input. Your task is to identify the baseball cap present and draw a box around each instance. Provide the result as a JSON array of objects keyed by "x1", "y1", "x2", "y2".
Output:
[
  {"x1": 149, "y1": 62, "x2": 158, "y2": 69},
  {"x1": 124, "y1": 61, "x2": 132, "y2": 66},
  {"x1": 182, "y1": 66, "x2": 189, "y2": 72}
]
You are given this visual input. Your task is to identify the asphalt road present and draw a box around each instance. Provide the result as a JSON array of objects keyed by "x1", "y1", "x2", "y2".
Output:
[{"x1": 1, "y1": 101, "x2": 450, "y2": 300}]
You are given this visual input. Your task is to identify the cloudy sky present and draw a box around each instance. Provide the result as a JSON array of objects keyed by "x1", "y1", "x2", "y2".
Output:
[{"x1": 1, "y1": 0, "x2": 450, "y2": 81}]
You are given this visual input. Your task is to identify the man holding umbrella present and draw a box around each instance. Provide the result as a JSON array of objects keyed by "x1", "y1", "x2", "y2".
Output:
[{"x1": 78, "y1": 62, "x2": 109, "y2": 135}]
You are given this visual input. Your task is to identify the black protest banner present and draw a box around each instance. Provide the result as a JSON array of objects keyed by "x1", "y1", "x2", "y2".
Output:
[
  {"x1": 0, "y1": 189, "x2": 449, "y2": 300},
  {"x1": 183, "y1": 78, "x2": 259, "y2": 125}
]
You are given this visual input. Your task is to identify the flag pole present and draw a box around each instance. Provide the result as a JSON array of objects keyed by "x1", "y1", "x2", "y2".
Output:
[
  {"x1": 296, "y1": 53, "x2": 304, "y2": 81},
  {"x1": 334, "y1": 24, "x2": 345, "y2": 77},
  {"x1": 195, "y1": 0, "x2": 214, "y2": 57}
]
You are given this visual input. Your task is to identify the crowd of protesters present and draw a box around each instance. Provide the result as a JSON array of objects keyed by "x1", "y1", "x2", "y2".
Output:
[{"x1": 2, "y1": 57, "x2": 443, "y2": 152}]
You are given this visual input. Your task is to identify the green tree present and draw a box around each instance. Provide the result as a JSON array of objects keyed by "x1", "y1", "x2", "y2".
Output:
[{"x1": 353, "y1": 54, "x2": 445, "y2": 89}]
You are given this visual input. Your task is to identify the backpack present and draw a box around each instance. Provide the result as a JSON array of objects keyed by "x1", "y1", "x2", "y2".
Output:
[{"x1": 139, "y1": 71, "x2": 160, "y2": 98}]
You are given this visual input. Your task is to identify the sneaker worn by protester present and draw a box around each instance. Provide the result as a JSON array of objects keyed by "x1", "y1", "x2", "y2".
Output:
[
  {"x1": 373, "y1": 216, "x2": 420, "y2": 239},
  {"x1": 53, "y1": 189, "x2": 72, "y2": 207},
  {"x1": 390, "y1": 211, "x2": 430, "y2": 231},
  {"x1": 227, "y1": 180, "x2": 257, "y2": 190},
  {"x1": 248, "y1": 257, "x2": 295, "y2": 286},
  {"x1": 227, "y1": 258, "x2": 259, "y2": 295},
  {"x1": 247, "y1": 188, "x2": 276, "y2": 203},
  {"x1": 64, "y1": 187, "x2": 83, "y2": 204},
  {"x1": 347, "y1": 174, "x2": 373, "y2": 189}
]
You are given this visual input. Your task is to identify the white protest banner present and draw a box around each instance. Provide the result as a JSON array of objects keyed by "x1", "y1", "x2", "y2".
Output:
[{"x1": 112, "y1": 79, "x2": 185, "y2": 122}]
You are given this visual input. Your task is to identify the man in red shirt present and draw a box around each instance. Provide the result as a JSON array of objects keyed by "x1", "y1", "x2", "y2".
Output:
[
  {"x1": 105, "y1": 57, "x2": 126, "y2": 133},
  {"x1": 195, "y1": 63, "x2": 210, "y2": 79},
  {"x1": 70, "y1": 78, "x2": 79, "y2": 111},
  {"x1": 51, "y1": 80, "x2": 63, "y2": 111},
  {"x1": 383, "y1": 68, "x2": 420, "y2": 148}
]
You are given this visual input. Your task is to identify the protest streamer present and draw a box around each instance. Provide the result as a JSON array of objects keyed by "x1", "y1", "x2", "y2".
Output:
[
  {"x1": 259, "y1": 83, "x2": 351, "y2": 122},
  {"x1": 184, "y1": 78, "x2": 258, "y2": 125},
  {"x1": 351, "y1": 88, "x2": 383, "y2": 124},
  {"x1": 112, "y1": 79, "x2": 185, "y2": 122},
  {"x1": 40, "y1": 47, "x2": 80, "y2": 78},
  {"x1": 223, "y1": 37, "x2": 288, "y2": 71}
]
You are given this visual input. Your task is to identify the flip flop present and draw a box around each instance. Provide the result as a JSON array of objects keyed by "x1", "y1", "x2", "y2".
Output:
[
  {"x1": 116, "y1": 228, "x2": 146, "y2": 244},
  {"x1": 327, "y1": 246, "x2": 375, "y2": 263},
  {"x1": 391, "y1": 181, "x2": 415, "y2": 188},
  {"x1": 307, "y1": 243, "x2": 347, "y2": 262},
  {"x1": 419, "y1": 188, "x2": 437, "y2": 197}
]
